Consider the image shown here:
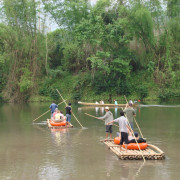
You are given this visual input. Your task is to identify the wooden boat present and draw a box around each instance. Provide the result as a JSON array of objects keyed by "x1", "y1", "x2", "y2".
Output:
[
  {"x1": 47, "y1": 119, "x2": 73, "y2": 128},
  {"x1": 78, "y1": 101, "x2": 137, "y2": 107},
  {"x1": 102, "y1": 139, "x2": 165, "y2": 160}
]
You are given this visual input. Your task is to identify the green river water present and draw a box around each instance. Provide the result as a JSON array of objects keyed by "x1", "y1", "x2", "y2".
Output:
[{"x1": 0, "y1": 102, "x2": 180, "y2": 180}]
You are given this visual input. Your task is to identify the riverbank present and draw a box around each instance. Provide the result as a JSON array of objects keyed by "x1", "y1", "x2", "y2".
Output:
[
  {"x1": 27, "y1": 72, "x2": 178, "y2": 103},
  {"x1": 1, "y1": 71, "x2": 179, "y2": 103}
]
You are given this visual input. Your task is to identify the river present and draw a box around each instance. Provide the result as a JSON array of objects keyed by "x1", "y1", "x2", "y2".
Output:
[{"x1": 0, "y1": 102, "x2": 179, "y2": 180}]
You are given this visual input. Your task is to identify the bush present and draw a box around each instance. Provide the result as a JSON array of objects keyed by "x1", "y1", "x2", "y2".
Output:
[
  {"x1": 18, "y1": 68, "x2": 33, "y2": 93},
  {"x1": 48, "y1": 67, "x2": 65, "y2": 79},
  {"x1": 38, "y1": 78, "x2": 52, "y2": 96},
  {"x1": 136, "y1": 85, "x2": 148, "y2": 100},
  {"x1": 72, "y1": 91, "x2": 81, "y2": 101},
  {"x1": 158, "y1": 89, "x2": 180, "y2": 101},
  {"x1": 71, "y1": 72, "x2": 91, "y2": 100},
  {"x1": 92, "y1": 72, "x2": 108, "y2": 94},
  {"x1": 0, "y1": 93, "x2": 3, "y2": 102},
  {"x1": 49, "y1": 89, "x2": 59, "y2": 100},
  {"x1": 116, "y1": 80, "x2": 131, "y2": 96}
]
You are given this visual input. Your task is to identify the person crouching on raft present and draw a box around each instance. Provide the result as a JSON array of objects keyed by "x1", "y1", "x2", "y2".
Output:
[
  {"x1": 52, "y1": 108, "x2": 58, "y2": 120},
  {"x1": 99, "y1": 107, "x2": 113, "y2": 140},
  {"x1": 108, "y1": 111, "x2": 131, "y2": 152},
  {"x1": 54, "y1": 110, "x2": 65, "y2": 123}
]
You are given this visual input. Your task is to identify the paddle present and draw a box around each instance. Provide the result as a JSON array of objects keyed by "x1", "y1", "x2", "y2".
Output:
[
  {"x1": 84, "y1": 113, "x2": 120, "y2": 128},
  {"x1": 56, "y1": 89, "x2": 84, "y2": 129},
  {"x1": 33, "y1": 99, "x2": 67, "y2": 122}
]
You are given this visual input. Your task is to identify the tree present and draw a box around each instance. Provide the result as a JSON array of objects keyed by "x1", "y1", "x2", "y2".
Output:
[{"x1": 0, "y1": 0, "x2": 46, "y2": 102}]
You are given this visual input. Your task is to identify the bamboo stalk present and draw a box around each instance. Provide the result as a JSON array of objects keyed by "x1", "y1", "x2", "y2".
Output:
[
  {"x1": 84, "y1": 113, "x2": 120, "y2": 128},
  {"x1": 33, "y1": 99, "x2": 67, "y2": 122},
  {"x1": 56, "y1": 89, "x2": 84, "y2": 128},
  {"x1": 147, "y1": 144, "x2": 165, "y2": 154}
]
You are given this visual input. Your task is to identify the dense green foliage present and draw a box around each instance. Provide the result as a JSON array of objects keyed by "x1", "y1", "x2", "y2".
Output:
[{"x1": 0, "y1": 0, "x2": 179, "y2": 102}]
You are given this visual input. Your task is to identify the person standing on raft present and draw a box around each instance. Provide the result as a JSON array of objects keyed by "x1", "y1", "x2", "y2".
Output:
[
  {"x1": 65, "y1": 103, "x2": 72, "y2": 125},
  {"x1": 108, "y1": 111, "x2": 131, "y2": 152},
  {"x1": 114, "y1": 99, "x2": 118, "y2": 105},
  {"x1": 123, "y1": 103, "x2": 136, "y2": 129},
  {"x1": 49, "y1": 102, "x2": 58, "y2": 117},
  {"x1": 99, "y1": 107, "x2": 114, "y2": 140}
]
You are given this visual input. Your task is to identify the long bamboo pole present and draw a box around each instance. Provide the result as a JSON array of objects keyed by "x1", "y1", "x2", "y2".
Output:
[
  {"x1": 84, "y1": 113, "x2": 120, "y2": 128},
  {"x1": 56, "y1": 89, "x2": 84, "y2": 128},
  {"x1": 124, "y1": 95, "x2": 144, "y2": 138},
  {"x1": 33, "y1": 99, "x2": 67, "y2": 122}
]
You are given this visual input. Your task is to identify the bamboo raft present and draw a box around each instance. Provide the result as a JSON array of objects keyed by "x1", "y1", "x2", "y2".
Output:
[
  {"x1": 47, "y1": 119, "x2": 73, "y2": 128},
  {"x1": 102, "y1": 139, "x2": 165, "y2": 160},
  {"x1": 78, "y1": 101, "x2": 137, "y2": 107}
]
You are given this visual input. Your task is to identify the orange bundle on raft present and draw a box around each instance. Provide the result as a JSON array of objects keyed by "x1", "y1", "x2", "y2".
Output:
[
  {"x1": 114, "y1": 137, "x2": 148, "y2": 150},
  {"x1": 49, "y1": 120, "x2": 66, "y2": 126}
]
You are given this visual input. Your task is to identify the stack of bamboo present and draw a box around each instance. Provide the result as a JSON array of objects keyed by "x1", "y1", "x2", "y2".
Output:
[{"x1": 103, "y1": 140, "x2": 165, "y2": 160}]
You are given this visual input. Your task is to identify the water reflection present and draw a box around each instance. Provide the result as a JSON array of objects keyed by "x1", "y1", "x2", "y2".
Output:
[
  {"x1": 101, "y1": 107, "x2": 104, "y2": 115},
  {"x1": 132, "y1": 161, "x2": 145, "y2": 180},
  {"x1": 95, "y1": 107, "x2": 99, "y2": 116},
  {"x1": 114, "y1": 108, "x2": 118, "y2": 118},
  {"x1": 50, "y1": 128, "x2": 69, "y2": 147},
  {"x1": 104, "y1": 152, "x2": 115, "y2": 179}
]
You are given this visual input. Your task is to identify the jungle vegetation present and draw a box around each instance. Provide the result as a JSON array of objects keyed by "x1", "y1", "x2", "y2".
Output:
[{"x1": 0, "y1": 0, "x2": 179, "y2": 102}]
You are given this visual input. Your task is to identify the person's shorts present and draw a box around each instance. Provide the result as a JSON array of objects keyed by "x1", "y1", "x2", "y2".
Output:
[
  {"x1": 106, "y1": 125, "x2": 112, "y2": 133},
  {"x1": 120, "y1": 132, "x2": 128, "y2": 145}
]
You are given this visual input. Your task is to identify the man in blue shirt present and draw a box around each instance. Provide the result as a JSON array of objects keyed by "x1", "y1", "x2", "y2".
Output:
[{"x1": 49, "y1": 102, "x2": 58, "y2": 117}]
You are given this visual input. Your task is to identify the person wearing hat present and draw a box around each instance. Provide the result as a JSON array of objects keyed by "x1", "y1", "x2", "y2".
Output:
[
  {"x1": 49, "y1": 102, "x2": 58, "y2": 117},
  {"x1": 128, "y1": 99, "x2": 133, "y2": 105},
  {"x1": 99, "y1": 107, "x2": 114, "y2": 140},
  {"x1": 123, "y1": 103, "x2": 136, "y2": 129}
]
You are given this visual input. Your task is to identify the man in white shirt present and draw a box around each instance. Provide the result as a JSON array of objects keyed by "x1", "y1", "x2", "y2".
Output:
[{"x1": 108, "y1": 111, "x2": 131, "y2": 151}]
